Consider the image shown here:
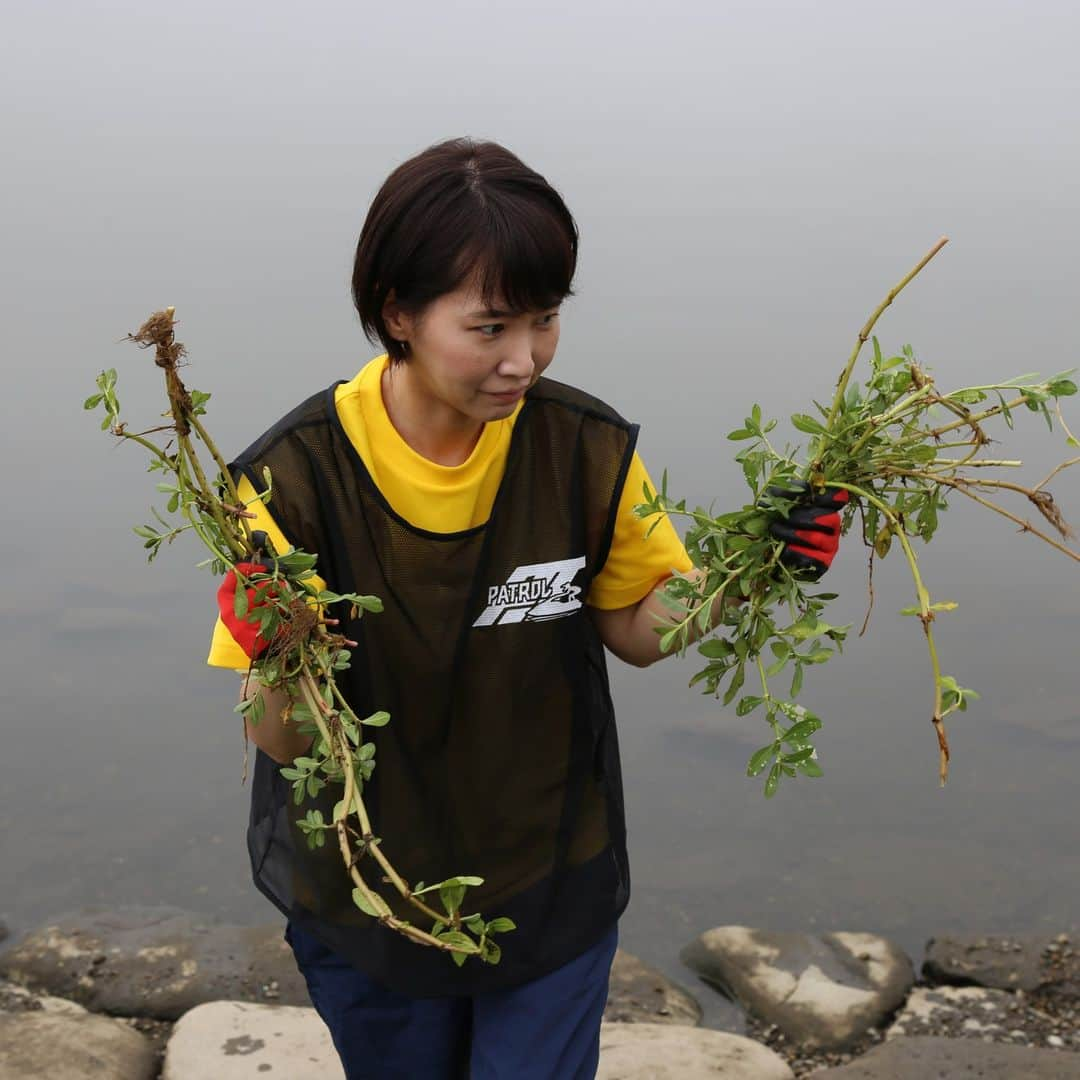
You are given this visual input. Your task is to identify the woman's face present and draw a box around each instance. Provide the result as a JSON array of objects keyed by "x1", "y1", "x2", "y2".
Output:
[{"x1": 386, "y1": 273, "x2": 562, "y2": 423}]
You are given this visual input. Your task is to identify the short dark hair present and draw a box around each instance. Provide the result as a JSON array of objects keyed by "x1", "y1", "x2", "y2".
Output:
[{"x1": 352, "y1": 138, "x2": 579, "y2": 363}]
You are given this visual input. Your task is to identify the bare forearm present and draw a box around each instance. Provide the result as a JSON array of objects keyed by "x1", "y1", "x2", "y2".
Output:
[
  {"x1": 590, "y1": 568, "x2": 742, "y2": 669},
  {"x1": 623, "y1": 568, "x2": 742, "y2": 668},
  {"x1": 240, "y1": 676, "x2": 314, "y2": 765}
]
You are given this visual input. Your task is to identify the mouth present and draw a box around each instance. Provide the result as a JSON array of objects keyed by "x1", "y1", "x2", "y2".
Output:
[{"x1": 485, "y1": 388, "x2": 527, "y2": 402}]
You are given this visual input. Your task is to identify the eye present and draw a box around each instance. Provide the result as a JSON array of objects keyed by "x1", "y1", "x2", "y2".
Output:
[
  {"x1": 476, "y1": 324, "x2": 504, "y2": 337},
  {"x1": 537, "y1": 312, "x2": 559, "y2": 328}
]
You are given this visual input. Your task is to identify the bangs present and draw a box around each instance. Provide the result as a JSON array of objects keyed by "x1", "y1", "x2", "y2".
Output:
[
  {"x1": 456, "y1": 199, "x2": 576, "y2": 315},
  {"x1": 353, "y1": 138, "x2": 579, "y2": 362}
]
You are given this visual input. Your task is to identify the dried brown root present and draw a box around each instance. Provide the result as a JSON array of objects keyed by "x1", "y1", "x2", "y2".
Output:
[{"x1": 1029, "y1": 489, "x2": 1075, "y2": 541}]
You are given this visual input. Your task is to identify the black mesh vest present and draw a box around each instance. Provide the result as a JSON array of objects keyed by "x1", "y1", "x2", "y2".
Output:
[{"x1": 233, "y1": 375, "x2": 638, "y2": 996}]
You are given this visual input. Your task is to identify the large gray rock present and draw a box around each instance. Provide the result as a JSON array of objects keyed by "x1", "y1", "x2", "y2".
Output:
[
  {"x1": 924, "y1": 932, "x2": 1080, "y2": 1018},
  {"x1": 0, "y1": 906, "x2": 309, "y2": 1020},
  {"x1": 809, "y1": 1035, "x2": 1080, "y2": 1077},
  {"x1": 162, "y1": 1000, "x2": 343, "y2": 1080},
  {"x1": 605, "y1": 949, "x2": 702, "y2": 1026},
  {"x1": 0, "y1": 990, "x2": 157, "y2": 1080},
  {"x1": 924, "y1": 933, "x2": 1055, "y2": 991},
  {"x1": 682, "y1": 926, "x2": 913, "y2": 1050},
  {"x1": 596, "y1": 1021, "x2": 793, "y2": 1079}
]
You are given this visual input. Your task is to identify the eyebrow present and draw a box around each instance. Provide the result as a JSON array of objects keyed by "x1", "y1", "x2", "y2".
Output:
[{"x1": 465, "y1": 305, "x2": 559, "y2": 319}]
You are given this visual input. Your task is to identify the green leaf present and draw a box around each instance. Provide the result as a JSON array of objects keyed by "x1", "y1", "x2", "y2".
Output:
[
  {"x1": 233, "y1": 586, "x2": 249, "y2": 619},
  {"x1": 782, "y1": 746, "x2": 816, "y2": 765},
  {"x1": 791, "y1": 413, "x2": 826, "y2": 435},
  {"x1": 721, "y1": 661, "x2": 746, "y2": 706},
  {"x1": 351, "y1": 887, "x2": 382, "y2": 917},
  {"x1": 735, "y1": 695, "x2": 763, "y2": 717},
  {"x1": 362, "y1": 711, "x2": 391, "y2": 727},
  {"x1": 727, "y1": 428, "x2": 756, "y2": 441},
  {"x1": 698, "y1": 637, "x2": 733, "y2": 659},
  {"x1": 746, "y1": 743, "x2": 776, "y2": 777},
  {"x1": 440, "y1": 884, "x2": 466, "y2": 916},
  {"x1": 765, "y1": 654, "x2": 789, "y2": 676},
  {"x1": 899, "y1": 601, "x2": 958, "y2": 616},
  {"x1": 413, "y1": 875, "x2": 484, "y2": 897},
  {"x1": 1049, "y1": 378, "x2": 1077, "y2": 397},
  {"x1": 996, "y1": 392, "x2": 1014, "y2": 429},
  {"x1": 764, "y1": 762, "x2": 781, "y2": 798},
  {"x1": 798, "y1": 759, "x2": 824, "y2": 777},
  {"x1": 790, "y1": 663, "x2": 804, "y2": 697},
  {"x1": 83, "y1": 393, "x2": 104, "y2": 410},
  {"x1": 436, "y1": 931, "x2": 477, "y2": 966},
  {"x1": 485, "y1": 917, "x2": 517, "y2": 934},
  {"x1": 781, "y1": 718, "x2": 821, "y2": 742},
  {"x1": 789, "y1": 616, "x2": 824, "y2": 641}
]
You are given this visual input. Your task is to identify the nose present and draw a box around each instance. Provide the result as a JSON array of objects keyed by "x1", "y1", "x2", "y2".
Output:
[{"x1": 496, "y1": 334, "x2": 535, "y2": 382}]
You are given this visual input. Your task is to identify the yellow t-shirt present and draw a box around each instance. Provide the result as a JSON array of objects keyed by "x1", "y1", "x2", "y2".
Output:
[{"x1": 208, "y1": 354, "x2": 692, "y2": 668}]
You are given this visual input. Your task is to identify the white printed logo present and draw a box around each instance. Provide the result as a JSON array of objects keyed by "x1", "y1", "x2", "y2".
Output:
[{"x1": 473, "y1": 556, "x2": 587, "y2": 627}]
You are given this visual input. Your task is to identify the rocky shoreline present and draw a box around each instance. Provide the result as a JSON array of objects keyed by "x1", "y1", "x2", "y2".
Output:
[{"x1": 0, "y1": 907, "x2": 1076, "y2": 1078}]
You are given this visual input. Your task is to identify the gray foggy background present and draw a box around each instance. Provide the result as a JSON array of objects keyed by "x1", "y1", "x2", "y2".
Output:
[{"x1": 2, "y1": 0, "x2": 1077, "y2": 1028}]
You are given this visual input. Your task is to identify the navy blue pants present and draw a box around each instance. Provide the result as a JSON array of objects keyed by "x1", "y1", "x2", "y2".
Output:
[{"x1": 285, "y1": 921, "x2": 618, "y2": 1080}]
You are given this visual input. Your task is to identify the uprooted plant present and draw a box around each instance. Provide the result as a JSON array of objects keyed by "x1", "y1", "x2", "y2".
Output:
[
  {"x1": 86, "y1": 309, "x2": 513, "y2": 966},
  {"x1": 636, "y1": 237, "x2": 1078, "y2": 793}
]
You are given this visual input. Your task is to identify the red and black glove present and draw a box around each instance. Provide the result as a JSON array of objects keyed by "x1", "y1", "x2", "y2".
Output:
[
  {"x1": 216, "y1": 531, "x2": 279, "y2": 659},
  {"x1": 766, "y1": 482, "x2": 849, "y2": 580}
]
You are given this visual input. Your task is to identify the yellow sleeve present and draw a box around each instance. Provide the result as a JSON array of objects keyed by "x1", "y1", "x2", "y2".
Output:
[
  {"x1": 585, "y1": 453, "x2": 693, "y2": 611},
  {"x1": 206, "y1": 474, "x2": 328, "y2": 669}
]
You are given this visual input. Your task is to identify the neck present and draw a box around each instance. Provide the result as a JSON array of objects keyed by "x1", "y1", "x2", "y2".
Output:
[{"x1": 381, "y1": 363, "x2": 483, "y2": 467}]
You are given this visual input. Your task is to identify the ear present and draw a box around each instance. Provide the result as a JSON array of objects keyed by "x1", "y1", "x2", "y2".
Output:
[{"x1": 381, "y1": 289, "x2": 412, "y2": 345}]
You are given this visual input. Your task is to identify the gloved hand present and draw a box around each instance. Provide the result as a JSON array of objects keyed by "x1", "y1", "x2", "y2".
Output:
[
  {"x1": 216, "y1": 531, "x2": 279, "y2": 659},
  {"x1": 765, "y1": 481, "x2": 849, "y2": 580}
]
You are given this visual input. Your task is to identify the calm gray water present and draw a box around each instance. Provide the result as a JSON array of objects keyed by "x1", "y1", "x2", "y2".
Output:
[{"x1": 2, "y1": 0, "x2": 1078, "y2": 1028}]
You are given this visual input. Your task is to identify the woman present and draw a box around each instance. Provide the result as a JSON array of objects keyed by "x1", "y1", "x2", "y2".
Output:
[{"x1": 208, "y1": 137, "x2": 844, "y2": 1079}]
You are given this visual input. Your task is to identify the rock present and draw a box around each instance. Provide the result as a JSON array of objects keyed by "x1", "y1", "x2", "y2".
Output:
[
  {"x1": 162, "y1": 1000, "x2": 343, "y2": 1080},
  {"x1": 596, "y1": 1021, "x2": 794, "y2": 1079},
  {"x1": 0, "y1": 991, "x2": 156, "y2": 1080},
  {"x1": 604, "y1": 949, "x2": 702, "y2": 1026},
  {"x1": 923, "y1": 933, "x2": 1051, "y2": 991},
  {"x1": 808, "y1": 1034, "x2": 1080, "y2": 1077},
  {"x1": 887, "y1": 986, "x2": 1027, "y2": 1041},
  {"x1": 681, "y1": 926, "x2": 913, "y2": 1050},
  {"x1": 0, "y1": 906, "x2": 309, "y2": 1020}
]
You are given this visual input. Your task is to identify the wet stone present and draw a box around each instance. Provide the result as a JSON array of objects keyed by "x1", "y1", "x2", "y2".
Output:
[
  {"x1": 681, "y1": 926, "x2": 914, "y2": 1051},
  {"x1": 0, "y1": 987, "x2": 157, "y2": 1080},
  {"x1": 604, "y1": 949, "x2": 702, "y2": 1026},
  {"x1": 923, "y1": 932, "x2": 1058, "y2": 992},
  {"x1": 0, "y1": 906, "x2": 310, "y2": 1021},
  {"x1": 808, "y1": 1034, "x2": 1080, "y2": 1078},
  {"x1": 596, "y1": 1021, "x2": 794, "y2": 1079},
  {"x1": 161, "y1": 1000, "x2": 343, "y2": 1080}
]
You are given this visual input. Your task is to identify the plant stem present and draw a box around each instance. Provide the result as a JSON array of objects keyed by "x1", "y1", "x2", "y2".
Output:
[
  {"x1": 188, "y1": 412, "x2": 253, "y2": 546},
  {"x1": 298, "y1": 661, "x2": 448, "y2": 927},
  {"x1": 829, "y1": 481, "x2": 950, "y2": 784},
  {"x1": 824, "y1": 238, "x2": 949, "y2": 436}
]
